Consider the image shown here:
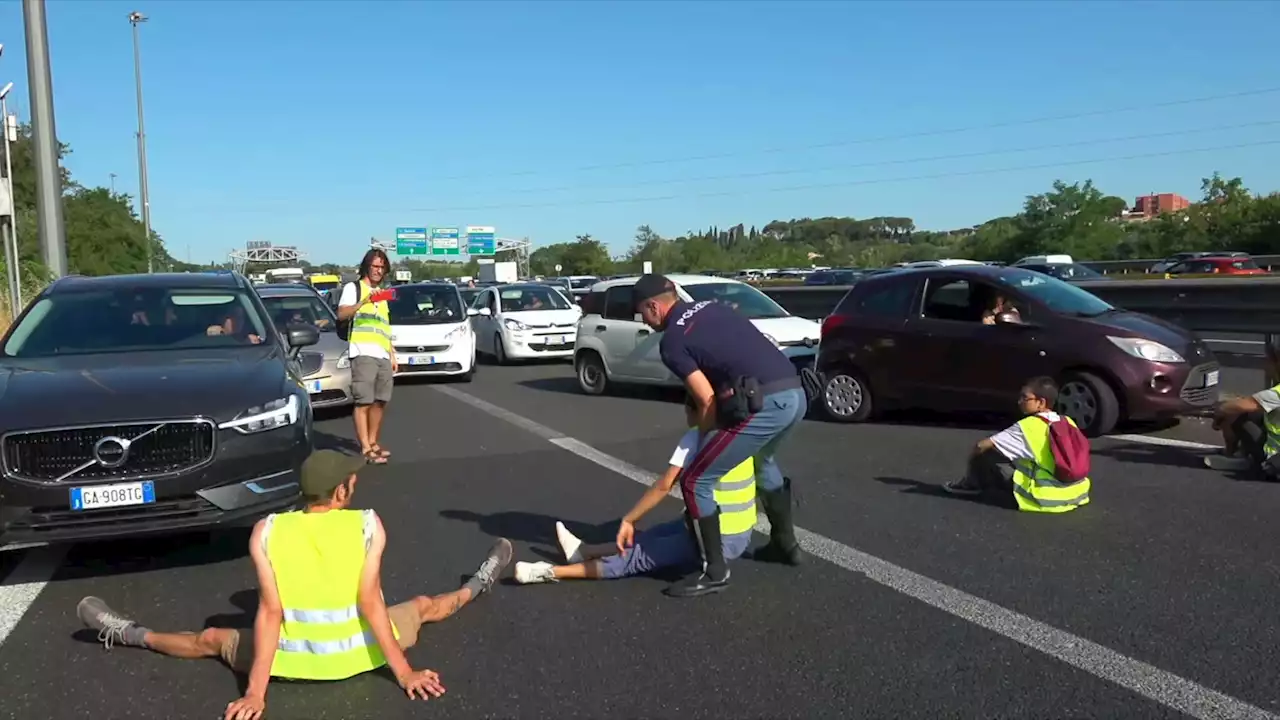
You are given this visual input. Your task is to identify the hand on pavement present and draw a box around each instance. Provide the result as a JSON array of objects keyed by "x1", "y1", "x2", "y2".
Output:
[
  {"x1": 400, "y1": 669, "x2": 446, "y2": 700},
  {"x1": 224, "y1": 694, "x2": 265, "y2": 720}
]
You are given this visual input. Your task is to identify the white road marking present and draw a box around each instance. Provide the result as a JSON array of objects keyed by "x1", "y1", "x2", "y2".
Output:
[
  {"x1": 436, "y1": 385, "x2": 1278, "y2": 720},
  {"x1": 1107, "y1": 434, "x2": 1220, "y2": 450},
  {"x1": 0, "y1": 545, "x2": 68, "y2": 646}
]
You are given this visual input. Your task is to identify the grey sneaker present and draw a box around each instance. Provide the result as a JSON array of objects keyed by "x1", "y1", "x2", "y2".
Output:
[
  {"x1": 942, "y1": 478, "x2": 982, "y2": 496},
  {"x1": 471, "y1": 538, "x2": 514, "y2": 594},
  {"x1": 1205, "y1": 454, "x2": 1252, "y2": 471},
  {"x1": 77, "y1": 596, "x2": 147, "y2": 649}
]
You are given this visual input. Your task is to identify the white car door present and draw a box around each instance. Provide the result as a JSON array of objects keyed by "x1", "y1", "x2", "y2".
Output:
[{"x1": 595, "y1": 285, "x2": 668, "y2": 381}]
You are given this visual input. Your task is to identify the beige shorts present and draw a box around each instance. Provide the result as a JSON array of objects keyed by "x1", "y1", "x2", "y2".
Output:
[{"x1": 219, "y1": 600, "x2": 422, "y2": 674}]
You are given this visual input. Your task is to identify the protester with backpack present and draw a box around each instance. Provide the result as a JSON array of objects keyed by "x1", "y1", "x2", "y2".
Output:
[{"x1": 943, "y1": 376, "x2": 1092, "y2": 512}]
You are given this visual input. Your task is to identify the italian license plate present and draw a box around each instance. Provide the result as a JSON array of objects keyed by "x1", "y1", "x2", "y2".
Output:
[
  {"x1": 1204, "y1": 370, "x2": 1220, "y2": 388},
  {"x1": 546, "y1": 335, "x2": 565, "y2": 345},
  {"x1": 408, "y1": 355, "x2": 434, "y2": 366},
  {"x1": 308, "y1": 379, "x2": 324, "y2": 393},
  {"x1": 70, "y1": 481, "x2": 156, "y2": 511}
]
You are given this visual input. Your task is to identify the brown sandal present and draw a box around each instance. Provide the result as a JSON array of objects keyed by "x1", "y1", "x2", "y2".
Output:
[
  {"x1": 363, "y1": 449, "x2": 388, "y2": 464},
  {"x1": 370, "y1": 445, "x2": 391, "y2": 459}
]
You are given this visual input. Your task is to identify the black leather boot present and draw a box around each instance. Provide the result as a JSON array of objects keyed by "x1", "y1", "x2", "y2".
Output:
[
  {"x1": 753, "y1": 477, "x2": 803, "y2": 566},
  {"x1": 664, "y1": 511, "x2": 730, "y2": 598}
]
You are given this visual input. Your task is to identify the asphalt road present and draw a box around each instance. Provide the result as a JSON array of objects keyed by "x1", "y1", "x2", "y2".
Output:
[{"x1": 3, "y1": 360, "x2": 1280, "y2": 720}]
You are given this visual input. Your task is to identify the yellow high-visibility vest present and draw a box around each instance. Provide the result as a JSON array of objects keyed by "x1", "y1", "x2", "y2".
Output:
[
  {"x1": 265, "y1": 510, "x2": 399, "y2": 680},
  {"x1": 1260, "y1": 383, "x2": 1280, "y2": 459},
  {"x1": 1010, "y1": 415, "x2": 1091, "y2": 513},
  {"x1": 349, "y1": 280, "x2": 392, "y2": 353},
  {"x1": 688, "y1": 428, "x2": 758, "y2": 534}
]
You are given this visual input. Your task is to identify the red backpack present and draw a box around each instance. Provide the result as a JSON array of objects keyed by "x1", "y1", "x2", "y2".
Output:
[{"x1": 1038, "y1": 415, "x2": 1091, "y2": 482}]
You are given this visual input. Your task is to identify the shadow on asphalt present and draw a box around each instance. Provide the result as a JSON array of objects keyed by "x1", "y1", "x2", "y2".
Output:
[
  {"x1": 438, "y1": 509, "x2": 618, "y2": 547},
  {"x1": 54, "y1": 527, "x2": 254, "y2": 582},
  {"x1": 1092, "y1": 442, "x2": 1212, "y2": 470},
  {"x1": 874, "y1": 476, "x2": 1017, "y2": 510}
]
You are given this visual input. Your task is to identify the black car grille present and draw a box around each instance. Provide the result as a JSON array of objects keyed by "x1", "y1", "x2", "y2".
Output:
[
  {"x1": 3, "y1": 420, "x2": 216, "y2": 484},
  {"x1": 1179, "y1": 361, "x2": 1221, "y2": 406},
  {"x1": 298, "y1": 352, "x2": 324, "y2": 376},
  {"x1": 394, "y1": 344, "x2": 450, "y2": 353}
]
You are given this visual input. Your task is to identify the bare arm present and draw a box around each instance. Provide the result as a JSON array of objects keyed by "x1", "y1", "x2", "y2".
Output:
[
  {"x1": 336, "y1": 299, "x2": 366, "y2": 322},
  {"x1": 244, "y1": 519, "x2": 283, "y2": 701},
  {"x1": 623, "y1": 464, "x2": 681, "y2": 525},
  {"x1": 683, "y1": 370, "x2": 717, "y2": 434},
  {"x1": 356, "y1": 514, "x2": 415, "y2": 685}
]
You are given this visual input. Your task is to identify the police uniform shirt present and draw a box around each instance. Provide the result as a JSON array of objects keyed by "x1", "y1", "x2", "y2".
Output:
[{"x1": 659, "y1": 299, "x2": 796, "y2": 394}]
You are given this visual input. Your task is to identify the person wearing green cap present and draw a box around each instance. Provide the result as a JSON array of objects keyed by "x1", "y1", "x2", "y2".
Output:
[{"x1": 75, "y1": 449, "x2": 513, "y2": 720}]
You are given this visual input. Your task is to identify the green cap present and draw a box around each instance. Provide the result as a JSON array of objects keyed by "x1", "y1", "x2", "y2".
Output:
[{"x1": 299, "y1": 449, "x2": 366, "y2": 499}]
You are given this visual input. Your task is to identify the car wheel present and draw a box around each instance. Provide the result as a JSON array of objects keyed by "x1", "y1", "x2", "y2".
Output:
[
  {"x1": 821, "y1": 368, "x2": 873, "y2": 423},
  {"x1": 1057, "y1": 370, "x2": 1119, "y2": 437},
  {"x1": 576, "y1": 352, "x2": 609, "y2": 396},
  {"x1": 493, "y1": 333, "x2": 508, "y2": 365}
]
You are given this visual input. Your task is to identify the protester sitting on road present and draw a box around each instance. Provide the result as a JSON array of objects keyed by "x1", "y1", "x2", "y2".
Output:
[
  {"x1": 76, "y1": 449, "x2": 513, "y2": 720},
  {"x1": 513, "y1": 394, "x2": 757, "y2": 586},
  {"x1": 943, "y1": 376, "x2": 1092, "y2": 512},
  {"x1": 1205, "y1": 381, "x2": 1280, "y2": 478}
]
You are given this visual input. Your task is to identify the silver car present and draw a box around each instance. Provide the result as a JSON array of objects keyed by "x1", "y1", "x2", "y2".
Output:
[{"x1": 256, "y1": 283, "x2": 353, "y2": 409}]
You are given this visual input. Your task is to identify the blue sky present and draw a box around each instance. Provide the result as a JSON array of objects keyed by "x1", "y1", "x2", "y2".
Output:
[{"x1": 0, "y1": 0, "x2": 1277, "y2": 265}]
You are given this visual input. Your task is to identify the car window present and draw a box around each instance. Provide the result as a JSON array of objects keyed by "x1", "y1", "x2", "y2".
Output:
[
  {"x1": 458, "y1": 288, "x2": 481, "y2": 308},
  {"x1": 922, "y1": 279, "x2": 1020, "y2": 322},
  {"x1": 498, "y1": 286, "x2": 571, "y2": 312},
  {"x1": 603, "y1": 286, "x2": 635, "y2": 321},
  {"x1": 682, "y1": 283, "x2": 789, "y2": 319},
  {"x1": 569, "y1": 277, "x2": 599, "y2": 290},
  {"x1": 844, "y1": 281, "x2": 915, "y2": 318},
  {"x1": 387, "y1": 286, "x2": 464, "y2": 325},
  {"x1": 1234, "y1": 258, "x2": 1260, "y2": 270},
  {"x1": 4, "y1": 287, "x2": 269, "y2": 358},
  {"x1": 260, "y1": 294, "x2": 337, "y2": 333},
  {"x1": 579, "y1": 290, "x2": 606, "y2": 316},
  {"x1": 996, "y1": 270, "x2": 1113, "y2": 317}
]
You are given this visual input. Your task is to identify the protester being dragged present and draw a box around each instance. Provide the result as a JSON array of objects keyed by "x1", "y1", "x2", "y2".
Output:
[
  {"x1": 944, "y1": 376, "x2": 1092, "y2": 512},
  {"x1": 513, "y1": 394, "x2": 757, "y2": 588},
  {"x1": 1205, "y1": 372, "x2": 1280, "y2": 479}
]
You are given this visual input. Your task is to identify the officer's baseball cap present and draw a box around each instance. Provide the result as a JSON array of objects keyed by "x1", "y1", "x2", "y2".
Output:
[
  {"x1": 632, "y1": 274, "x2": 674, "y2": 307},
  {"x1": 299, "y1": 449, "x2": 367, "y2": 499}
]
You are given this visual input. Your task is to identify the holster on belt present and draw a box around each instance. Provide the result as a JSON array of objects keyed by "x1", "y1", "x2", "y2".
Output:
[{"x1": 716, "y1": 376, "x2": 763, "y2": 428}]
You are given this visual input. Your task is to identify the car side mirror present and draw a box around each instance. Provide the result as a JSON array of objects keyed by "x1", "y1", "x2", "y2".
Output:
[
  {"x1": 466, "y1": 307, "x2": 479, "y2": 317},
  {"x1": 285, "y1": 322, "x2": 320, "y2": 357},
  {"x1": 478, "y1": 307, "x2": 492, "y2": 317}
]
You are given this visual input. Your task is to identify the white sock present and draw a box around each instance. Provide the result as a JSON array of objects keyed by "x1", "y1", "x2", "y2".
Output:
[{"x1": 555, "y1": 521, "x2": 584, "y2": 563}]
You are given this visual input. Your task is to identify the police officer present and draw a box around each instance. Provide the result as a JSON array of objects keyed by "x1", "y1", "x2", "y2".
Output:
[{"x1": 632, "y1": 273, "x2": 806, "y2": 598}]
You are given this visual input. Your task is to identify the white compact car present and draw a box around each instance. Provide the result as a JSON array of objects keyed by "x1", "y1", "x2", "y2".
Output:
[
  {"x1": 387, "y1": 282, "x2": 479, "y2": 381},
  {"x1": 572, "y1": 274, "x2": 821, "y2": 395},
  {"x1": 470, "y1": 283, "x2": 582, "y2": 363}
]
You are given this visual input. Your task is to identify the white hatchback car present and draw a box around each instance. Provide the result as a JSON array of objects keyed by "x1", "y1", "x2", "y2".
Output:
[
  {"x1": 573, "y1": 274, "x2": 821, "y2": 395},
  {"x1": 387, "y1": 282, "x2": 479, "y2": 381},
  {"x1": 470, "y1": 283, "x2": 582, "y2": 364}
]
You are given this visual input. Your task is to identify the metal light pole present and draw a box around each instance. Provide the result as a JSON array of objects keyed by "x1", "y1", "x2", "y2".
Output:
[
  {"x1": 129, "y1": 11, "x2": 152, "y2": 274},
  {"x1": 21, "y1": 0, "x2": 68, "y2": 278},
  {"x1": 1, "y1": 81, "x2": 23, "y2": 311}
]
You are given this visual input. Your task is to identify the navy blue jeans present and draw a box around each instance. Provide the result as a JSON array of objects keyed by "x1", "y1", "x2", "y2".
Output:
[{"x1": 679, "y1": 387, "x2": 807, "y2": 519}]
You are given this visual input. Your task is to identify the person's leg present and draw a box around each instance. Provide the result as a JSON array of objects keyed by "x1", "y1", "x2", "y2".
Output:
[
  {"x1": 514, "y1": 520, "x2": 697, "y2": 584},
  {"x1": 945, "y1": 449, "x2": 1017, "y2": 508},
  {"x1": 749, "y1": 388, "x2": 807, "y2": 566},
  {"x1": 1206, "y1": 412, "x2": 1264, "y2": 471},
  {"x1": 77, "y1": 596, "x2": 250, "y2": 671},
  {"x1": 395, "y1": 537, "x2": 512, "y2": 646},
  {"x1": 368, "y1": 358, "x2": 394, "y2": 458},
  {"x1": 349, "y1": 356, "x2": 381, "y2": 461}
]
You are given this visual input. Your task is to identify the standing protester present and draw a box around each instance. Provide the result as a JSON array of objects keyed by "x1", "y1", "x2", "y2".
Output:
[
  {"x1": 632, "y1": 274, "x2": 807, "y2": 598},
  {"x1": 338, "y1": 249, "x2": 398, "y2": 464}
]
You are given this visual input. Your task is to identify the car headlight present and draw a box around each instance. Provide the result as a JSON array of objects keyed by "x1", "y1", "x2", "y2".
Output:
[
  {"x1": 336, "y1": 350, "x2": 350, "y2": 369},
  {"x1": 219, "y1": 395, "x2": 301, "y2": 434},
  {"x1": 1107, "y1": 336, "x2": 1184, "y2": 363},
  {"x1": 504, "y1": 318, "x2": 528, "y2": 331},
  {"x1": 445, "y1": 324, "x2": 469, "y2": 340}
]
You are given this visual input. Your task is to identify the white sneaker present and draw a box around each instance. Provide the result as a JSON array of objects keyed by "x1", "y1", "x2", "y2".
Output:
[
  {"x1": 514, "y1": 561, "x2": 558, "y2": 585},
  {"x1": 555, "y1": 521, "x2": 584, "y2": 563},
  {"x1": 1204, "y1": 454, "x2": 1252, "y2": 471}
]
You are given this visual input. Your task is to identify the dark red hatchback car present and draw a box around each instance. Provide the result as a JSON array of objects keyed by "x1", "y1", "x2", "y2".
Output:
[{"x1": 814, "y1": 265, "x2": 1220, "y2": 436}]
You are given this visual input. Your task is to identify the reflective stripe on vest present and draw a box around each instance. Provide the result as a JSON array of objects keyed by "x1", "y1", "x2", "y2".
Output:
[
  {"x1": 349, "y1": 280, "x2": 393, "y2": 352},
  {"x1": 1262, "y1": 384, "x2": 1280, "y2": 458},
  {"x1": 265, "y1": 510, "x2": 398, "y2": 680},
  {"x1": 1009, "y1": 415, "x2": 1091, "y2": 514},
  {"x1": 692, "y1": 428, "x2": 758, "y2": 535}
]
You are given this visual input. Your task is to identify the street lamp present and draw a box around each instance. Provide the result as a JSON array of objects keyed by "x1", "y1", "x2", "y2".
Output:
[
  {"x1": 129, "y1": 11, "x2": 152, "y2": 274},
  {"x1": 0, "y1": 47, "x2": 21, "y2": 311}
]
